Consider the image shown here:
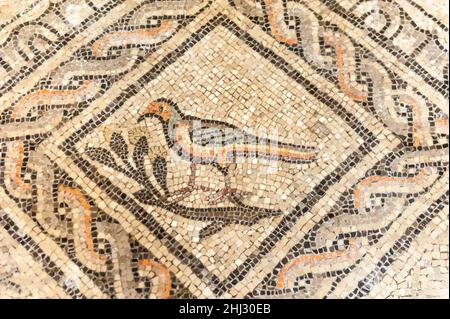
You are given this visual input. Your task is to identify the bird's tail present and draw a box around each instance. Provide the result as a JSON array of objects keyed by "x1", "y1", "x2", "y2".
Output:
[{"x1": 232, "y1": 142, "x2": 318, "y2": 164}]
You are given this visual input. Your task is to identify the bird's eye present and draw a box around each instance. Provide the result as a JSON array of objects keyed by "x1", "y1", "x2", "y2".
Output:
[{"x1": 159, "y1": 106, "x2": 164, "y2": 113}]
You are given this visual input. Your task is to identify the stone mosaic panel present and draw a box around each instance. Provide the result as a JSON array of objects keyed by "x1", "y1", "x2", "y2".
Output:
[{"x1": 0, "y1": 0, "x2": 448, "y2": 299}]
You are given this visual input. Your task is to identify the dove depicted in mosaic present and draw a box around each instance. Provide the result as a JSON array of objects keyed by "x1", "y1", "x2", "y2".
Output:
[{"x1": 138, "y1": 98, "x2": 319, "y2": 203}]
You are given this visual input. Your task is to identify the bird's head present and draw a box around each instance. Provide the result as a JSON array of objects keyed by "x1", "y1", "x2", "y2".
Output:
[{"x1": 138, "y1": 98, "x2": 175, "y2": 123}]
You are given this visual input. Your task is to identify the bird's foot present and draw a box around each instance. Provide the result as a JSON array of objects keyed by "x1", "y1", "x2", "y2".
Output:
[
  {"x1": 167, "y1": 185, "x2": 216, "y2": 204},
  {"x1": 165, "y1": 186, "x2": 194, "y2": 204},
  {"x1": 207, "y1": 187, "x2": 251, "y2": 205}
]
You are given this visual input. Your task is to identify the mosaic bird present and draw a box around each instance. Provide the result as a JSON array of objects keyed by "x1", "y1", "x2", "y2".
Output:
[{"x1": 138, "y1": 98, "x2": 319, "y2": 203}]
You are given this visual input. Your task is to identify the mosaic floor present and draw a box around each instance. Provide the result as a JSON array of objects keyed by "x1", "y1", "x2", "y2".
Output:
[{"x1": 0, "y1": 0, "x2": 448, "y2": 299}]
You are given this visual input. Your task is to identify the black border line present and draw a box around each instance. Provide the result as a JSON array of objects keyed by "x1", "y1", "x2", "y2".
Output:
[
  {"x1": 0, "y1": 0, "x2": 124, "y2": 96},
  {"x1": 0, "y1": 212, "x2": 86, "y2": 298},
  {"x1": 58, "y1": 13, "x2": 380, "y2": 297},
  {"x1": 346, "y1": 189, "x2": 449, "y2": 298},
  {"x1": 319, "y1": 0, "x2": 448, "y2": 98}
]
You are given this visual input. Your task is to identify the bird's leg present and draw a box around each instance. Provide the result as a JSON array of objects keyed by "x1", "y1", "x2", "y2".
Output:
[
  {"x1": 188, "y1": 163, "x2": 197, "y2": 187},
  {"x1": 207, "y1": 163, "x2": 251, "y2": 205},
  {"x1": 166, "y1": 163, "x2": 198, "y2": 203}
]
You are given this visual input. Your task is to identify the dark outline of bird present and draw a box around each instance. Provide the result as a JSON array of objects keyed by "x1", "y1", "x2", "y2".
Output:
[{"x1": 138, "y1": 98, "x2": 319, "y2": 204}]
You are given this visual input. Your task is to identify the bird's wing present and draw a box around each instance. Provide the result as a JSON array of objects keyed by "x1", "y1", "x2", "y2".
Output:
[
  {"x1": 190, "y1": 122, "x2": 250, "y2": 147},
  {"x1": 185, "y1": 120, "x2": 318, "y2": 163}
]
